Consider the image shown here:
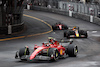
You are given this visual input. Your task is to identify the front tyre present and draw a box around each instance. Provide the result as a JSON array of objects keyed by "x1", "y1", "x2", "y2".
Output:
[
  {"x1": 48, "y1": 48, "x2": 59, "y2": 61},
  {"x1": 19, "y1": 47, "x2": 30, "y2": 61},
  {"x1": 85, "y1": 32, "x2": 88, "y2": 38},
  {"x1": 68, "y1": 44, "x2": 78, "y2": 57}
]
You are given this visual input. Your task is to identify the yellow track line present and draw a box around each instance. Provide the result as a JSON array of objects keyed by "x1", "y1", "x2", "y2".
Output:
[{"x1": 0, "y1": 14, "x2": 53, "y2": 41}]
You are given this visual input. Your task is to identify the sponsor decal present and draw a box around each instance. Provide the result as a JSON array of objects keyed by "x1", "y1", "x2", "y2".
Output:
[
  {"x1": 75, "y1": 30, "x2": 79, "y2": 37},
  {"x1": 60, "y1": 49, "x2": 63, "y2": 55},
  {"x1": 36, "y1": 47, "x2": 43, "y2": 51}
]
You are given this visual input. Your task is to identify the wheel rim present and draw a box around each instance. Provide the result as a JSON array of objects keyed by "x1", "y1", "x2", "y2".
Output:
[
  {"x1": 54, "y1": 51, "x2": 58, "y2": 60},
  {"x1": 74, "y1": 47, "x2": 78, "y2": 55},
  {"x1": 55, "y1": 52, "x2": 58, "y2": 58}
]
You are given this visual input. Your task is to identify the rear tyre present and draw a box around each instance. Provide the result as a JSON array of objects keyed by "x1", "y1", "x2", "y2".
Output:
[
  {"x1": 52, "y1": 26, "x2": 56, "y2": 30},
  {"x1": 64, "y1": 32, "x2": 66, "y2": 37},
  {"x1": 66, "y1": 30, "x2": 74, "y2": 38},
  {"x1": 84, "y1": 31, "x2": 88, "y2": 38},
  {"x1": 64, "y1": 26, "x2": 68, "y2": 30},
  {"x1": 68, "y1": 44, "x2": 78, "y2": 57},
  {"x1": 19, "y1": 47, "x2": 30, "y2": 61},
  {"x1": 48, "y1": 48, "x2": 59, "y2": 61},
  {"x1": 79, "y1": 30, "x2": 88, "y2": 38},
  {"x1": 66, "y1": 32, "x2": 70, "y2": 39}
]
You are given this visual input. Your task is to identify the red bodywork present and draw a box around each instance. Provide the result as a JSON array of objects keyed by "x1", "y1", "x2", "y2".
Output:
[
  {"x1": 29, "y1": 41, "x2": 65, "y2": 60},
  {"x1": 56, "y1": 24, "x2": 64, "y2": 30}
]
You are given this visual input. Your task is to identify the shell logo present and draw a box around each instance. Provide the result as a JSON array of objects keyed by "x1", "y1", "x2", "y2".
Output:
[
  {"x1": 36, "y1": 49, "x2": 39, "y2": 51},
  {"x1": 60, "y1": 49, "x2": 63, "y2": 55}
]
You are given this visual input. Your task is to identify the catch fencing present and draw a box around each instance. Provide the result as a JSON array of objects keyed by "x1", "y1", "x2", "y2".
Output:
[{"x1": 58, "y1": 1, "x2": 100, "y2": 16}]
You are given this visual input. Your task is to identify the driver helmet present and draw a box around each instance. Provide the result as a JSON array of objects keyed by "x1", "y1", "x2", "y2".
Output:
[
  {"x1": 48, "y1": 37, "x2": 54, "y2": 44},
  {"x1": 73, "y1": 26, "x2": 77, "y2": 30},
  {"x1": 73, "y1": 26, "x2": 76, "y2": 29}
]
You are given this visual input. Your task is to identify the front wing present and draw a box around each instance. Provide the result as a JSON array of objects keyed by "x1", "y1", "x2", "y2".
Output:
[
  {"x1": 16, "y1": 54, "x2": 51, "y2": 61},
  {"x1": 69, "y1": 35, "x2": 86, "y2": 38}
]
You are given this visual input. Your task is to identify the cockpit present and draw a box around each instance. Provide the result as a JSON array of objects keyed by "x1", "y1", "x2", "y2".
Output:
[{"x1": 42, "y1": 42, "x2": 50, "y2": 47}]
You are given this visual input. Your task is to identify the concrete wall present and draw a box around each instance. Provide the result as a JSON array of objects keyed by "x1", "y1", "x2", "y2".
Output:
[
  {"x1": 72, "y1": 12, "x2": 90, "y2": 21},
  {"x1": 80, "y1": 0, "x2": 86, "y2": 4},
  {"x1": 0, "y1": 22, "x2": 24, "y2": 35},
  {"x1": 32, "y1": 6, "x2": 100, "y2": 26},
  {"x1": 0, "y1": 6, "x2": 2, "y2": 27},
  {"x1": 58, "y1": 1, "x2": 99, "y2": 16},
  {"x1": 94, "y1": 16, "x2": 100, "y2": 25},
  {"x1": 0, "y1": 0, "x2": 28, "y2": 35}
]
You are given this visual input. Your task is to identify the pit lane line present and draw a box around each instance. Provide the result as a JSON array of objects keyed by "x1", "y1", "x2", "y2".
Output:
[{"x1": 0, "y1": 14, "x2": 53, "y2": 41}]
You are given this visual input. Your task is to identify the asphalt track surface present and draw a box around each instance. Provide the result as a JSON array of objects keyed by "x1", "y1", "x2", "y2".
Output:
[{"x1": 0, "y1": 10, "x2": 100, "y2": 67}]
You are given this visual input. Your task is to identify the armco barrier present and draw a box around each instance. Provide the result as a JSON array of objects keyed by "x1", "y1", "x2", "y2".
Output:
[{"x1": 32, "y1": 6, "x2": 100, "y2": 26}]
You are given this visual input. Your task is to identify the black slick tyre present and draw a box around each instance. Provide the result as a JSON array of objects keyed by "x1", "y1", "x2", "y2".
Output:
[
  {"x1": 79, "y1": 30, "x2": 88, "y2": 38},
  {"x1": 52, "y1": 26, "x2": 56, "y2": 30},
  {"x1": 84, "y1": 32, "x2": 88, "y2": 38},
  {"x1": 68, "y1": 44, "x2": 78, "y2": 57},
  {"x1": 64, "y1": 26, "x2": 68, "y2": 30},
  {"x1": 19, "y1": 47, "x2": 30, "y2": 61},
  {"x1": 64, "y1": 32, "x2": 66, "y2": 37},
  {"x1": 48, "y1": 48, "x2": 59, "y2": 61}
]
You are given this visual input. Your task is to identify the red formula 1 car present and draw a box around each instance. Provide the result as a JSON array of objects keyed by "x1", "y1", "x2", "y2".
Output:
[
  {"x1": 64, "y1": 26, "x2": 88, "y2": 38},
  {"x1": 15, "y1": 39, "x2": 78, "y2": 61},
  {"x1": 52, "y1": 22, "x2": 68, "y2": 30}
]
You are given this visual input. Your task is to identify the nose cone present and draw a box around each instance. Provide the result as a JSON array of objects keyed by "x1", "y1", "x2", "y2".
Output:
[
  {"x1": 30, "y1": 55, "x2": 35, "y2": 60},
  {"x1": 29, "y1": 51, "x2": 37, "y2": 60},
  {"x1": 29, "y1": 47, "x2": 44, "y2": 60},
  {"x1": 76, "y1": 34, "x2": 79, "y2": 37},
  {"x1": 75, "y1": 30, "x2": 79, "y2": 37}
]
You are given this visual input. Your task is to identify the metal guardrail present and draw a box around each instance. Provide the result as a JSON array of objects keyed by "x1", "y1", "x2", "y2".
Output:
[{"x1": 58, "y1": 2, "x2": 100, "y2": 17}]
